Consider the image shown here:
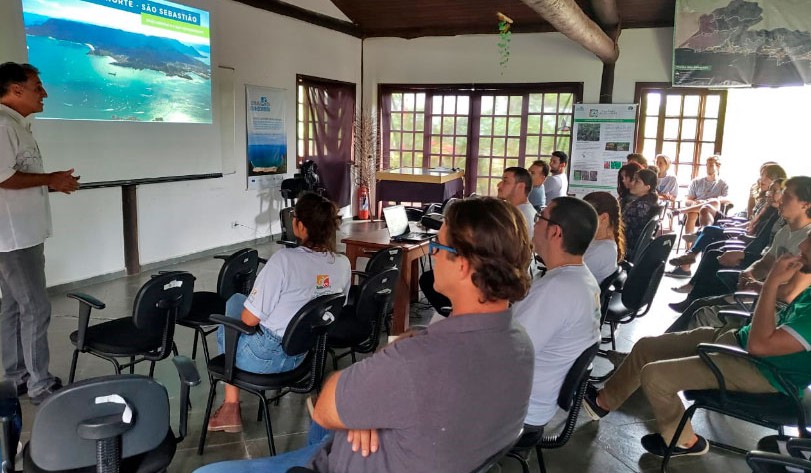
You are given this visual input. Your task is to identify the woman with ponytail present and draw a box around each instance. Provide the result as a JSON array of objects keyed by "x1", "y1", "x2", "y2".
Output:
[
  {"x1": 583, "y1": 192, "x2": 625, "y2": 282},
  {"x1": 207, "y1": 192, "x2": 351, "y2": 433}
]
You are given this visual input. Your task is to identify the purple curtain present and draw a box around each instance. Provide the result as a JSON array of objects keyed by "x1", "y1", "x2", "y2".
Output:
[{"x1": 306, "y1": 83, "x2": 354, "y2": 207}]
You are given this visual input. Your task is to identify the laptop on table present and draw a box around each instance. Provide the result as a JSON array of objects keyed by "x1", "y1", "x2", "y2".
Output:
[{"x1": 382, "y1": 205, "x2": 436, "y2": 242}]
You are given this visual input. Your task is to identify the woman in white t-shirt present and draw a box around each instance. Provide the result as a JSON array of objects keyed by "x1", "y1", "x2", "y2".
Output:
[
  {"x1": 208, "y1": 192, "x2": 351, "y2": 433},
  {"x1": 582, "y1": 192, "x2": 624, "y2": 283}
]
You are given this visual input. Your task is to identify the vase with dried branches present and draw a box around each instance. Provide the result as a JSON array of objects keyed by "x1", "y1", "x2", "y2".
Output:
[{"x1": 352, "y1": 110, "x2": 379, "y2": 219}]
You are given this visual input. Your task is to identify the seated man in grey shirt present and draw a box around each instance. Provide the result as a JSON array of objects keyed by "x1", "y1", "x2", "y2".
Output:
[
  {"x1": 512, "y1": 197, "x2": 602, "y2": 447},
  {"x1": 195, "y1": 197, "x2": 535, "y2": 473}
]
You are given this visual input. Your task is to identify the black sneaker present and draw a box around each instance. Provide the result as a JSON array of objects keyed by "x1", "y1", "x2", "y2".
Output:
[
  {"x1": 668, "y1": 299, "x2": 691, "y2": 313},
  {"x1": 582, "y1": 384, "x2": 609, "y2": 420},
  {"x1": 665, "y1": 267, "x2": 692, "y2": 279},
  {"x1": 30, "y1": 377, "x2": 63, "y2": 406},
  {"x1": 641, "y1": 433, "x2": 709, "y2": 457}
]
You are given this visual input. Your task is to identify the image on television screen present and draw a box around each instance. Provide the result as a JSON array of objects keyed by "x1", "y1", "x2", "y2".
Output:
[{"x1": 22, "y1": 0, "x2": 212, "y2": 123}]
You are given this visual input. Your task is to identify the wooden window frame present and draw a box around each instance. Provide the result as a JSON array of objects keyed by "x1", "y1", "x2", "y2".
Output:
[
  {"x1": 634, "y1": 82, "x2": 727, "y2": 181},
  {"x1": 379, "y1": 83, "x2": 583, "y2": 195}
]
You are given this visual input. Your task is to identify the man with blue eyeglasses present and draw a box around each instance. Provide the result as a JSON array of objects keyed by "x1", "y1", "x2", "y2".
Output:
[{"x1": 195, "y1": 197, "x2": 535, "y2": 473}]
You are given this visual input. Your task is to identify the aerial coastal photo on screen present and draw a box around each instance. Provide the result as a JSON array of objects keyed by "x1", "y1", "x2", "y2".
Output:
[{"x1": 22, "y1": 0, "x2": 212, "y2": 123}]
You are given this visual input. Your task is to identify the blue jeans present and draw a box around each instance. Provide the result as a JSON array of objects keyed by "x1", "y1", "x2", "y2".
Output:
[
  {"x1": 194, "y1": 421, "x2": 332, "y2": 473},
  {"x1": 216, "y1": 294, "x2": 304, "y2": 373}
]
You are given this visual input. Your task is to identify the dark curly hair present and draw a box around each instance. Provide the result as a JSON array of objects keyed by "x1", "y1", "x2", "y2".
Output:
[
  {"x1": 293, "y1": 192, "x2": 341, "y2": 252},
  {"x1": 444, "y1": 197, "x2": 532, "y2": 303},
  {"x1": 786, "y1": 176, "x2": 811, "y2": 219}
]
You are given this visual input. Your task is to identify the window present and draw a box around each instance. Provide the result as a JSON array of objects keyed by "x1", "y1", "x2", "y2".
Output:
[
  {"x1": 635, "y1": 83, "x2": 727, "y2": 181},
  {"x1": 296, "y1": 75, "x2": 355, "y2": 206},
  {"x1": 381, "y1": 84, "x2": 581, "y2": 196}
]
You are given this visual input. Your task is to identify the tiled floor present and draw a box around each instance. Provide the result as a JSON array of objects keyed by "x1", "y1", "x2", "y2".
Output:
[{"x1": 9, "y1": 231, "x2": 774, "y2": 472}]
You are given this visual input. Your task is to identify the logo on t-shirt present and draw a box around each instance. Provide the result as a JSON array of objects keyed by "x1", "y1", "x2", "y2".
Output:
[{"x1": 316, "y1": 275, "x2": 330, "y2": 289}]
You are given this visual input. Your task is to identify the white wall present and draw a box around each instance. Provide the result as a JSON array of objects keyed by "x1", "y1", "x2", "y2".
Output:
[
  {"x1": 1, "y1": 0, "x2": 361, "y2": 284},
  {"x1": 136, "y1": 0, "x2": 361, "y2": 266},
  {"x1": 363, "y1": 28, "x2": 673, "y2": 109}
]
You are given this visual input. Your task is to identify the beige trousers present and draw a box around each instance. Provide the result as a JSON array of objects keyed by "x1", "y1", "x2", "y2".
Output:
[{"x1": 601, "y1": 327, "x2": 777, "y2": 445}]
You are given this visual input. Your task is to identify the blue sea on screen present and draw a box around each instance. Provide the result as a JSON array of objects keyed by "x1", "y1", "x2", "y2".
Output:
[{"x1": 27, "y1": 34, "x2": 212, "y2": 124}]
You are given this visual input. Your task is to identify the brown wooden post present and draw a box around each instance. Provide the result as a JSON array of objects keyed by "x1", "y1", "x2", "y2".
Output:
[{"x1": 122, "y1": 185, "x2": 140, "y2": 275}]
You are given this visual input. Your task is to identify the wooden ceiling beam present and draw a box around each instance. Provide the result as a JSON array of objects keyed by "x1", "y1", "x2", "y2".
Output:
[
  {"x1": 519, "y1": 0, "x2": 619, "y2": 63},
  {"x1": 234, "y1": 0, "x2": 362, "y2": 38}
]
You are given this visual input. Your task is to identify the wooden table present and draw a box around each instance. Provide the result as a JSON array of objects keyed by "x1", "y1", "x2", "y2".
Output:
[{"x1": 340, "y1": 221, "x2": 431, "y2": 335}]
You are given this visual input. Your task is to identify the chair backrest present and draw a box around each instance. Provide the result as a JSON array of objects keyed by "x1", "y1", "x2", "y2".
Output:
[
  {"x1": 631, "y1": 217, "x2": 660, "y2": 266},
  {"x1": 557, "y1": 343, "x2": 600, "y2": 411},
  {"x1": 365, "y1": 247, "x2": 403, "y2": 276},
  {"x1": 132, "y1": 271, "x2": 195, "y2": 331},
  {"x1": 279, "y1": 207, "x2": 299, "y2": 247},
  {"x1": 282, "y1": 293, "x2": 345, "y2": 357},
  {"x1": 621, "y1": 234, "x2": 675, "y2": 312},
  {"x1": 598, "y1": 268, "x2": 624, "y2": 322},
  {"x1": 216, "y1": 248, "x2": 260, "y2": 300},
  {"x1": 350, "y1": 269, "x2": 399, "y2": 344},
  {"x1": 28, "y1": 375, "x2": 169, "y2": 472}
]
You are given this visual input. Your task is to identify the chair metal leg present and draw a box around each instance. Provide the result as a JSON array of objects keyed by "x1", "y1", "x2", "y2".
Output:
[
  {"x1": 191, "y1": 330, "x2": 200, "y2": 360},
  {"x1": 610, "y1": 323, "x2": 617, "y2": 351},
  {"x1": 172, "y1": 342, "x2": 179, "y2": 356},
  {"x1": 68, "y1": 350, "x2": 80, "y2": 384},
  {"x1": 536, "y1": 446, "x2": 546, "y2": 473},
  {"x1": 350, "y1": 350, "x2": 356, "y2": 363},
  {"x1": 505, "y1": 452, "x2": 530, "y2": 473},
  {"x1": 258, "y1": 396, "x2": 277, "y2": 456},
  {"x1": 129, "y1": 357, "x2": 135, "y2": 374},
  {"x1": 661, "y1": 404, "x2": 699, "y2": 473},
  {"x1": 148, "y1": 361, "x2": 156, "y2": 378},
  {"x1": 200, "y1": 330, "x2": 212, "y2": 365},
  {"x1": 197, "y1": 382, "x2": 219, "y2": 455}
]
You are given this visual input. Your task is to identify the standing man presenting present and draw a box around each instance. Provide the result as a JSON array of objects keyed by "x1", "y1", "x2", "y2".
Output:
[{"x1": 0, "y1": 62, "x2": 79, "y2": 404}]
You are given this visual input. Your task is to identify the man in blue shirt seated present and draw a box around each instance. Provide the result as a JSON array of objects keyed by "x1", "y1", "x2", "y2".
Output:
[
  {"x1": 195, "y1": 197, "x2": 535, "y2": 473},
  {"x1": 584, "y1": 233, "x2": 811, "y2": 458}
]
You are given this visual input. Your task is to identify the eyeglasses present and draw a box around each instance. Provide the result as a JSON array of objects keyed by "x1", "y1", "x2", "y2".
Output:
[
  {"x1": 534, "y1": 212, "x2": 560, "y2": 227},
  {"x1": 429, "y1": 241, "x2": 457, "y2": 256}
]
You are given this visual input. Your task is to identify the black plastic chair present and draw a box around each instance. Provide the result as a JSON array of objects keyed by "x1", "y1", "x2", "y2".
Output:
[
  {"x1": 348, "y1": 247, "x2": 403, "y2": 333},
  {"x1": 328, "y1": 268, "x2": 398, "y2": 369},
  {"x1": 285, "y1": 427, "x2": 524, "y2": 473},
  {"x1": 198, "y1": 293, "x2": 344, "y2": 456},
  {"x1": 660, "y1": 343, "x2": 811, "y2": 472},
  {"x1": 278, "y1": 207, "x2": 299, "y2": 248},
  {"x1": 67, "y1": 272, "x2": 195, "y2": 384},
  {"x1": 178, "y1": 249, "x2": 261, "y2": 365},
  {"x1": 747, "y1": 450, "x2": 811, "y2": 473},
  {"x1": 602, "y1": 234, "x2": 675, "y2": 350},
  {"x1": 506, "y1": 343, "x2": 599, "y2": 473},
  {"x1": 3, "y1": 356, "x2": 200, "y2": 473},
  {"x1": 0, "y1": 381, "x2": 20, "y2": 473},
  {"x1": 631, "y1": 217, "x2": 661, "y2": 266},
  {"x1": 590, "y1": 268, "x2": 626, "y2": 382}
]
